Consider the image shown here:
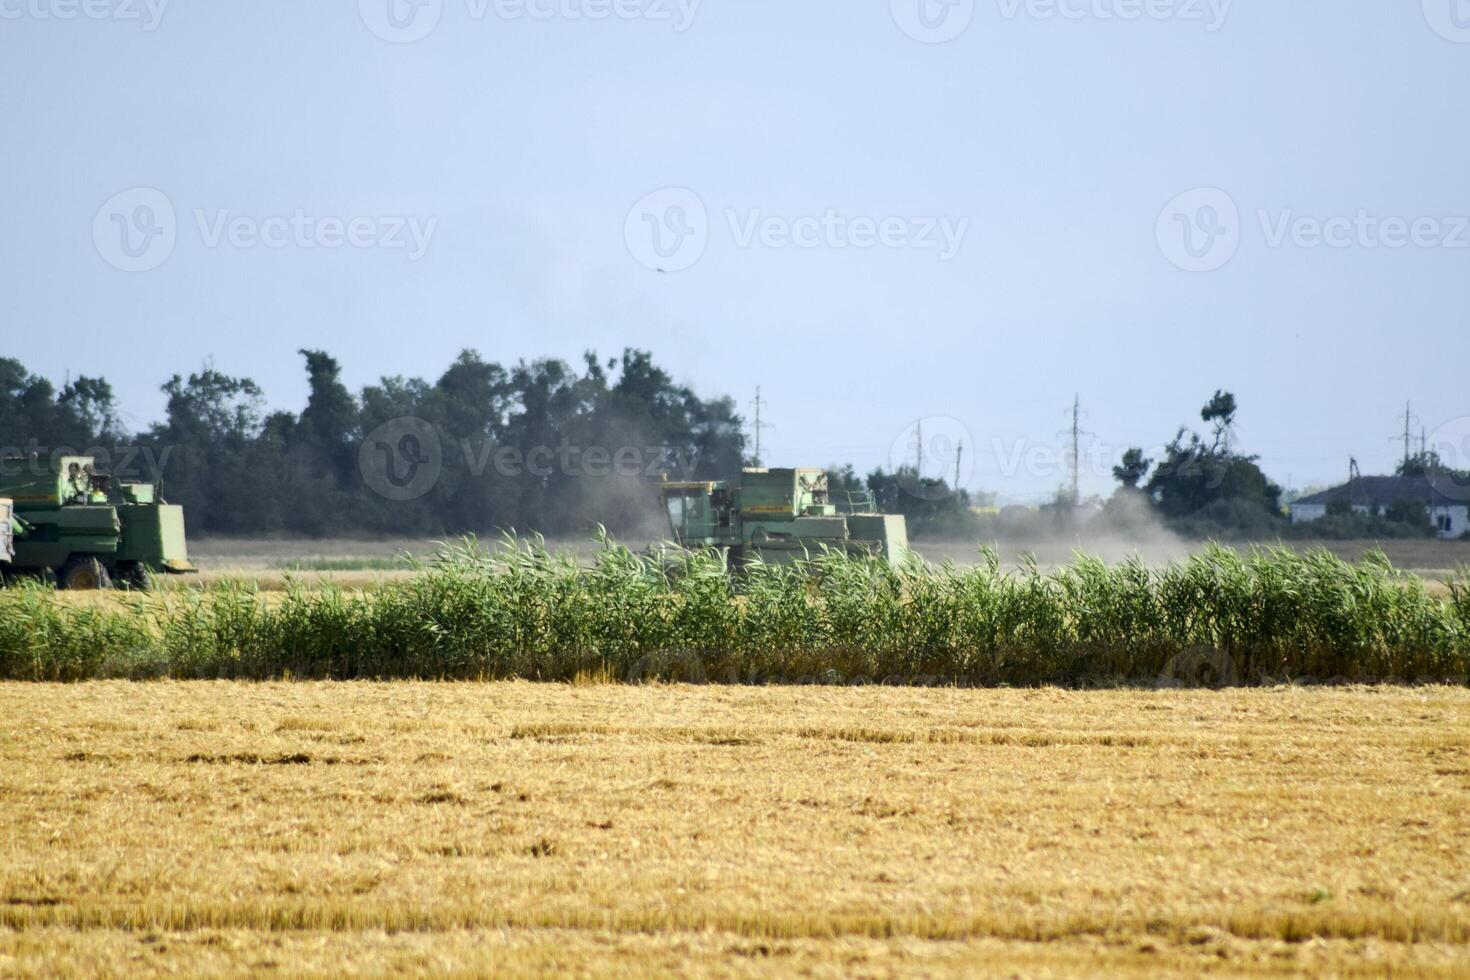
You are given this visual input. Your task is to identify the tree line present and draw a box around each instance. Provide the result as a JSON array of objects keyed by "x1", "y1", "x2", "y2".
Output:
[
  {"x1": 3, "y1": 354, "x2": 1456, "y2": 541},
  {"x1": 0, "y1": 350, "x2": 745, "y2": 537},
  {"x1": 1107, "y1": 390, "x2": 1465, "y2": 539}
]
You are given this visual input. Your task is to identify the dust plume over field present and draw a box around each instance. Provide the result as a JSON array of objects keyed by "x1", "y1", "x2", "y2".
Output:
[
  {"x1": 917, "y1": 493, "x2": 1195, "y2": 569},
  {"x1": 0, "y1": 683, "x2": 1466, "y2": 977}
]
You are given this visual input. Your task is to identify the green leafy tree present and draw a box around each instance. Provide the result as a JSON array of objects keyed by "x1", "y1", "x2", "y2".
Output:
[
  {"x1": 1112, "y1": 448, "x2": 1153, "y2": 489},
  {"x1": 1142, "y1": 392, "x2": 1282, "y2": 530},
  {"x1": 1200, "y1": 389, "x2": 1238, "y2": 452}
]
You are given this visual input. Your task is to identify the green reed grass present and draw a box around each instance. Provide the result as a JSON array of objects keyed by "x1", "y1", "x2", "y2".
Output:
[{"x1": 1, "y1": 535, "x2": 1466, "y2": 685}]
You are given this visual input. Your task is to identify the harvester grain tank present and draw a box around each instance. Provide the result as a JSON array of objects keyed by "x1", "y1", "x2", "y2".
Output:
[
  {"x1": 0, "y1": 455, "x2": 194, "y2": 590},
  {"x1": 658, "y1": 467, "x2": 908, "y2": 565}
]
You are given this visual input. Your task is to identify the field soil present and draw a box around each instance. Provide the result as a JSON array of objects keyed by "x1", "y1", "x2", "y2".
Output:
[{"x1": 1, "y1": 683, "x2": 1467, "y2": 976}]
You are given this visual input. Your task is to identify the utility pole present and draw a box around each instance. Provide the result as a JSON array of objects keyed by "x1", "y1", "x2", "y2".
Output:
[
  {"x1": 915, "y1": 418, "x2": 924, "y2": 477},
  {"x1": 1069, "y1": 394, "x2": 1081, "y2": 508},
  {"x1": 750, "y1": 387, "x2": 772, "y2": 468},
  {"x1": 954, "y1": 439, "x2": 963, "y2": 493},
  {"x1": 1054, "y1": 395, "x2": 1092, "y2": 512},
  {"x1": 1404, "y1": 401, "x2": 1413, "y2": 470}
]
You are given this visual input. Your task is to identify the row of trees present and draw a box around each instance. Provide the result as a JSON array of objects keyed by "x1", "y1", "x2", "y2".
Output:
[
  {"x1": 1108, "y1": 391, "x2": 1464, "y2": 538},
  {"x1": 4, "y1": 355, "x2": 1454, "y2": 541},
  {"x1": 1, "y1": 350, "x2": 745, "y2": 537},
  {"x1": 0, "y1": 350, "x2": 1001, "y2": 541}
]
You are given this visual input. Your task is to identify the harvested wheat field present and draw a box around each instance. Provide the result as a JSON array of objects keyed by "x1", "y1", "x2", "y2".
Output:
[{"x1": 1, "y1": 683, "x2": 1468, "y2": 977}]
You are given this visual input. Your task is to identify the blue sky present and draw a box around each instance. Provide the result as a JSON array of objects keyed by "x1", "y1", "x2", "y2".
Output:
[{"x1": 2, "y1": 0, "x2": 1466, "y2": 500}]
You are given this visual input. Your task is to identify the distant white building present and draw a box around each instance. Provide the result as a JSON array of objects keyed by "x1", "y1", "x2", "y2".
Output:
[{"x1": 1289, "y1": 475, "x2": 1470, "y2": 540}]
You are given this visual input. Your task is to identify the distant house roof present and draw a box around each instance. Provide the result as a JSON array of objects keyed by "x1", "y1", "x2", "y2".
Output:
[{"x1": 1294, "y1": 475, "x2": 1470, "y2": 509}]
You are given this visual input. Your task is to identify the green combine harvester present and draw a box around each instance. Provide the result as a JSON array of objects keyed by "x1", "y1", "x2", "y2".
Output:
[
  {"x1": 658, "y1": 467, "x2": 908, "y2": 567},
  {"x1": 0, "y1": 455, "x2": 194, "y2": 590}
]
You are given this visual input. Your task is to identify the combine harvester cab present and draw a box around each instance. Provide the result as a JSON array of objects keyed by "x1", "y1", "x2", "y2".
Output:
[
  {"x1": 0, "y1": 497, "x2": 13, "y2": 570},
  {"x1": 0, "y1": 455, "x2": 195, "y2": 590},
  {"x1": 659, "y1": 467, "x2": 908, "y2": 567}
]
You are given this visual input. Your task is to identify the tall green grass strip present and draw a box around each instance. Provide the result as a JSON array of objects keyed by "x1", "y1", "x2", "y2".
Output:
[{"x1": 1, "y1": 537, "x2": 1467, "y2": 685}]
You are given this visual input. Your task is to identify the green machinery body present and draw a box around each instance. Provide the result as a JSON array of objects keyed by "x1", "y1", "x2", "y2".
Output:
[
  {"x1": 658, "y1": 467, "x2": 908, "y2": 565},
  {"x1": 0, "y1": 455, "x2": 194, "y2": 588}
]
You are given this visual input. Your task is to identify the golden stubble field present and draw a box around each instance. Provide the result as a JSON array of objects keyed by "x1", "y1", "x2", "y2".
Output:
[{"x1": 1, "y1": 683, "x2": 1468, "y2": 977}]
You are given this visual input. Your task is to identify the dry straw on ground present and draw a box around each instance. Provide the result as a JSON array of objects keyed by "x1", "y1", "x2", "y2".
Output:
[{"x1": 1, "y1": 682, "x2": 1467, "y2": 976}]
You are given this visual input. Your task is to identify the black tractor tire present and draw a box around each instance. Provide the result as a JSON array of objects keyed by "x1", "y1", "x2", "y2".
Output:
[
  {"x1": 58, "y1": 556, "x2": 113, "y2": 591},
  {"x1": 113, "y1": 562, "x2": 153, "y2": 592}
]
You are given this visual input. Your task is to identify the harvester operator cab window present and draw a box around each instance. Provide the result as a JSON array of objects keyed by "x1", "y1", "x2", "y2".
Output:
[
  {"x1": 66, "y1": 463, "x2": 86, "y2": 502},
  {"x1": 665, "y1": 494, "x2": 689, "y2": 531}
]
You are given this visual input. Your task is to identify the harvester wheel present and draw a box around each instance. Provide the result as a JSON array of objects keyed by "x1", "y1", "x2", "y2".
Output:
[
  {"x1": 58, "y1": 556, "x2": 113, "y2": 591},
  {"x1": 113, "y1": 562, "x2": 153, "y2": 592}
]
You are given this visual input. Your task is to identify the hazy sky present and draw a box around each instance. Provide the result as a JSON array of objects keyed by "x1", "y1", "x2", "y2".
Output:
[{"x1": 3, "y1": 1, "x2": 1466, "y2": 500}]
